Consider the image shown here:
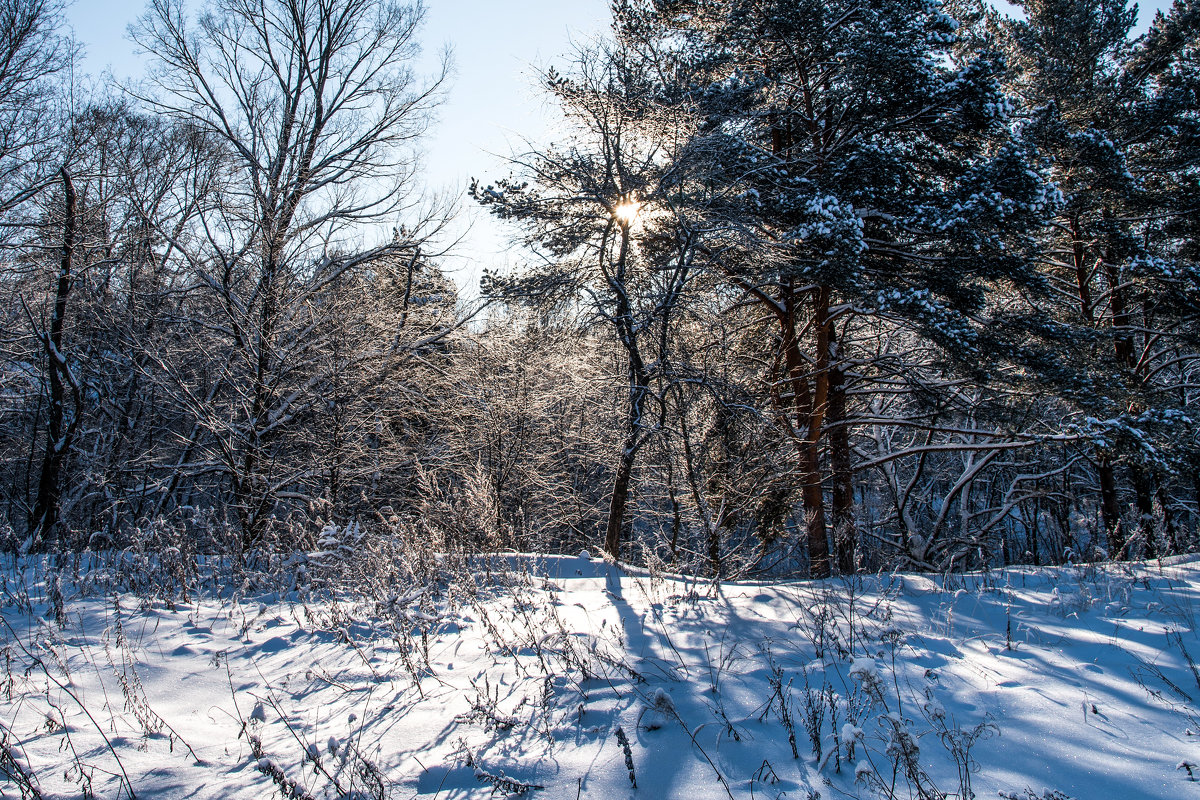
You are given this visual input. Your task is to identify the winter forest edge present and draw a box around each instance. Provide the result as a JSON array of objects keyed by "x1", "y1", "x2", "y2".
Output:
[{"x1": 2, "y1": 0, "x2": 1200, "y2": 798}]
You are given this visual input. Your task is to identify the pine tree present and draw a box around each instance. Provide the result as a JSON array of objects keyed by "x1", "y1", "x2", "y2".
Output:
[
  {"x1": 615, "y1": 0, "x2": 1054, "y2": 575},
  {"x1": 998, "y1": 0, "x2": 1200, "y2": 557}
]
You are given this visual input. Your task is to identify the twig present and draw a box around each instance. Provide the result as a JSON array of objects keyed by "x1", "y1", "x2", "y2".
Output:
[{"x1": 0, "y1": 615, "x2": 137, "y2": 799}]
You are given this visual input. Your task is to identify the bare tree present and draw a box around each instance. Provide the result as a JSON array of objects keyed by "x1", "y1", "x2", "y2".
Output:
[
  {"x1": 473, "y1": 42, "x2": 697, "y2": 560},
  {"x1": 0, "y1": 0, "x2": 75, "y2": 548},
  {"x1": 0, "y1": 0, "x2": 73, "y2": 219},
  {"x1": 130, "y1": 0, "x2": 451, "y2": 546}
]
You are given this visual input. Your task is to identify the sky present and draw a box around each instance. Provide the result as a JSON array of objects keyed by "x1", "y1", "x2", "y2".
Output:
[{"x1": 65, "y1": 0, "x2": 1174, "y2": 296}]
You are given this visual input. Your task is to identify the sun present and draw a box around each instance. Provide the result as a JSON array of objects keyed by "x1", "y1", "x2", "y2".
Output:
[{"x1": 612, "y1": 198, "x2": 642, "y2": 226}]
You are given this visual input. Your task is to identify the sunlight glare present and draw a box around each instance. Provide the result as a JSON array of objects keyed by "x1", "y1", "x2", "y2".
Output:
[{"x1": 613, "y1": 198, "x2": 642, "y2": 226}]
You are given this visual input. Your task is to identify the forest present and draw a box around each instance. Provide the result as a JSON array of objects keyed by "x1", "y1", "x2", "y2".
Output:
[
  {"x1": 0, "y1": 0, "x2": 1199, "y2": 798},
  {"x1": 0, "y1": 0, "x2": 1198, "y2": 582}
]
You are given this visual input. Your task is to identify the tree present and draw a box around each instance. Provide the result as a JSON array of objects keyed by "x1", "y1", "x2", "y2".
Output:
[
  {"x1": 614, "y1": 0, "x2": 1054, "y2": 575},
  {"x1": 0, "y1": 0, "x2": 75, "y2": 549},
  {"x1": 129, "y1": 0, "x2": 451, "y2": 546},
  {"x1": 434, "y1": 309, "x2": 617, "y2": 553},
  {"x1": 473, "y1": 42, "x2": 697, "y2": 560},
  {"x1": 997, "y1": 0, "x2": 1200, "y2": 557},
  {"x1": 0, "y1": 0, "x2": 73, "y2": 219},
  {"x1": 0, "y1": 99, "x2": 228, "y2": 548},
  {"x1": 298, "y1": 242, "x2": 461, "y2": 523},
  {"x1": 62, "y1": 104, "x2": 222, "y2": 537}
]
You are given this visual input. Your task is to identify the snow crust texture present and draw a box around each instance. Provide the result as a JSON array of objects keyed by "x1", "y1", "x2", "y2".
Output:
[{"x1": 2, "y1": 555, "x2": 1199, "y2": 799}]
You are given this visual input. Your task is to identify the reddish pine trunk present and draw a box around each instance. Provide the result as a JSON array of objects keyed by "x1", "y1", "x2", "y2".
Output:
[
  {"x1": 1070, "y1": 215, "x2": 1093, "y2": 323},
  {"x1": 776, "y1": 285, "x2": 832, "y2": 578}
]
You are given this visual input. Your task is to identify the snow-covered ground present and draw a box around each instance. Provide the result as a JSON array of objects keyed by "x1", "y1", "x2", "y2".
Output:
[{"x1": 2, "y1": 553, "x2": 1199, "y2": 799}]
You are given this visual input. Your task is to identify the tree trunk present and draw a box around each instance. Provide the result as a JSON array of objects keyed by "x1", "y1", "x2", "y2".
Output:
[
  {"x1": 1070, "y1": 215, "x2": 1093, "y2": 323},
  {"x1": 30, "y1": 168, "x2": 78, "y2": 552},
  {"x1": 799, "y1": 441, "x2": 828, "y2": 578},
  {"x1": 775, "y1": 284, "x2": 831, "y2": 578},
  {"x1": 1105, "y1": 260, "x2": 1135, "y2": 369},
  {"x1": 1157, "y1": 484, "x2": 1177, "y2": 555},
  {"x1": 236, "y1": 239, "x2": 283, "y2": 550},
  {"x1": 602, "y1": 223, "x2": 649, "y2": 561},
  {"x1": 604, "y1": 439, "x2": 637, "y2": 560},
  {"x1": 1131, "y1": 462, "x2": 1156, "y2": 557},
  {"x1": 708, "y1": 513, "x2": 722, "y2": 579},
  {"x1": 1098, "y1": 455, "x2": 1123, "y2": 557},
  {"x1": 828, "y1": 325, "x2": 856, "y2": 574}
]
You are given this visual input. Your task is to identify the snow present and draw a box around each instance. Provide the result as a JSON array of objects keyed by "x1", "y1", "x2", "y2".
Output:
[
  {"x1": 849, "y1": 657, "x2": 881, "y2": 683},
  {"x1": 2, "y1": 555, "x2": 1200, "y2": 798}
]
